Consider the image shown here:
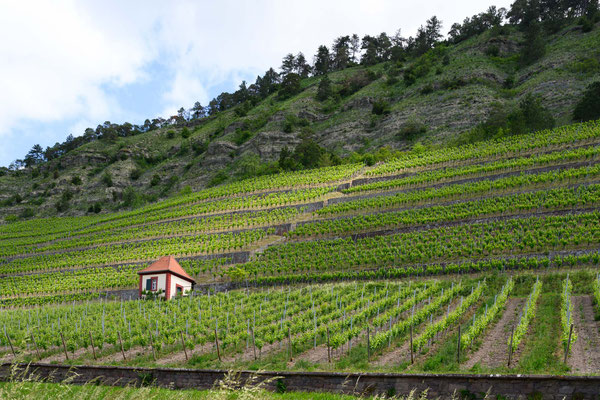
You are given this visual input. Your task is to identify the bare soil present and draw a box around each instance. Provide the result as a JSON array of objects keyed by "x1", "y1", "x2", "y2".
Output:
[
  {"x1": 155, "y1": 343, "x2": 213, "y2": 366},
  {"x1": 462, "y1": 298, "x2": 525, "y2": 370},
  {"x1": 566, "y1": 296, "x2": 600, "y2": 374},
  {"x1": 93, "y1": 345, "x2": 146, "y2": 364}
]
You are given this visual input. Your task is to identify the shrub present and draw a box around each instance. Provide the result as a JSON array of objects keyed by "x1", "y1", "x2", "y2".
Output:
[
  {"x1": 130, "y1": 168, "x2": 142, "y2": 180},
  {"x1": 53, "y1": 170, "x2": 59, "y2": 179},
  {"x1": 150, "y1": 174, "x2": 161, "y2": 187},
  {"x1": 337, "y1": 71, "x2": 372, "y2": 97},
  {"x1": 181, "y1": 127, "x2": 191, "y2": 139},
  {"x1": 19, "y1": 208, "x2": 35, "y2": 219},
  {"x1": 87, "y1": 203, "x2": 102, "y2": 213},
  {"x1": 398, "y1": 118, "x2": 427, "y2": 140},
  {"x1": 485, "y1": 44, "x2": 500, "y2": 57},
  {"x1": 71, "y1": 176, "x2": 82, "y2": 185},
  {"x1": 420, "y1": 83, "x2": 434, "y2": 94},
  {"x1": 573, "y1": 81, "x2": 600, "y2": 122},
  {"x1": 233, "y1": 129, "x2": 252, "y2": 145},
  {"x1": 102, "y1": 172, "x2": 113, "y2": 187},
  {"x1": 166, "y1": 130, "x2": 176, "y2": 139},
  {"x1": 372, "y1": 99, "x2": 391, "y2": 115},
  {"x1": 192, "y1": 140, "x2": 208, "y2": 155}
]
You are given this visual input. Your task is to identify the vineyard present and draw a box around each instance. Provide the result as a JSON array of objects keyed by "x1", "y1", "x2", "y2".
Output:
[{"x1": 1, "y1": 120, "x2": 600, "y2": 374}]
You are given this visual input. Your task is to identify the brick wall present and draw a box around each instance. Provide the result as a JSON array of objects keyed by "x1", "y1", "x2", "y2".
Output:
[{"x1": 1, "y1": 363, "x2": 599, "y2": 399}]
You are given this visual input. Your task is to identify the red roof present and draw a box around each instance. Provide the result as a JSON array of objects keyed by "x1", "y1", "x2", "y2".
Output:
[{"x1": 137, "y1": 256, "x2": 195, "y2": 283}]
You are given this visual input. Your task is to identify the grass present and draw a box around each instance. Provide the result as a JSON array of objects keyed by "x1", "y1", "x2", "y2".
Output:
[{"x1": 513, "y1": 293, "x2": 567, "y2": 374}]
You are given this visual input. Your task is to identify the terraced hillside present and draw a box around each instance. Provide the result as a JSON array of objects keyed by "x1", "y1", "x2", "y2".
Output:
[
  {"x1": 1, "y1": 120, "x2": 600, "y2": 375},
  {"x1": 1, "y1": 21, "x2": 599, "y2": 221}
]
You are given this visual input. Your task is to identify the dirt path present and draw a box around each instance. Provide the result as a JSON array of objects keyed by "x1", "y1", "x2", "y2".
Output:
[
  {"x1": 567, "y1": 296, "x2": 600, "y2": 374},
  {"x1": 155, "y1": 343, "x2": 213, "y2": 366},
  {"x1": 38, "y1": 347, "x2": 89, "y2": 363},
  {"x1": 92, "y1": 345, "x2": 147, "y2": 364},
  {"x1": 462, "y1": 298, "x2": 524, "y2": 370}
]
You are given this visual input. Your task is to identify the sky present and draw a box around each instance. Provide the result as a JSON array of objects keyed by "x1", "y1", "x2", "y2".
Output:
[{"x1": 0, "y1": 0, "x2": 513, "y2": 167}]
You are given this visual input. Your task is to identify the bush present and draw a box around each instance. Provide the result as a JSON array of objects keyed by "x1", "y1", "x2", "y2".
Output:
[
  {"x1": 282, "y1": 114, "x2": 309, "y2": 133},
  {"x1": 53, "y1": 170, "x2": 59, "y2": 179},
  {"x1": 233, "y1": 129, "x2": 252, "y2": 145},
  {"x1": 150, "y1": 174, "x2": 161, "y2": 187},
  {"x1": 130, "y1": 168, "x2": 142, "y2": 180},
  {"x1": 181, "y1": 127, "x2": 191, "y2": 139},
  {"x1": 102, "y1": 172, "x2": 113, "y2": 187},
  {"x1": 372, "y1": 99, "x2": 391, "y2": 115},
  {"x1": 55, "y1": 190, "x2": 73, "y2": 212},
  {"x1": 420, "y1": 83, "x2": 434, "y2": 94},
  {"x1": 166, "y1": 130, "x2": 176, "y2": 139},
  {"x1": 485, "y1": 45, "x2": 500, "y2": 57},
  {"x1": 398, "y1": 118, "x2": 427, "y2": 140},
  {"x1": 71, "y1": 176, "x2": 82, "y2": 185},
  {"x1": 573, "y1": 81, "x2": 600, "y2": 122},
  {"x1": 19, "y1": 208, "x2": 35, "y2": 219},
  {"x1": 192, "y1": 140, "x2": 208, "y2": 155},
  {"x1": 87, "y1": 203, "x2": 102, "y2": 213},
  {"x1": 337, "y1": 71, "x2": 372, "y2": 97},
  {"x1": 507, "y1": 93, "x2": 555, "y2": 134}
]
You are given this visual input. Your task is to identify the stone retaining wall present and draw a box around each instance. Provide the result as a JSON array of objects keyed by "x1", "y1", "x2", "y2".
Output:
[{"x1": 1, "y1": 363, "x2": 599, "y2": 399}]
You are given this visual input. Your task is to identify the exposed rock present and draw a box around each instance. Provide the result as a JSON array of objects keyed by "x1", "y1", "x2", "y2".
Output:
[
  {"x1": 202, "y1": 141, "x2": 238, "y2": 170},
  {"x1": 60, "y1": 150, "x2": 108, "y2": 168},
  {"x1": 224, "y1": 121, "x2": 246, "y2": 135},
  {"x1": 342, "y1": 96, "x2": 374, "y2": 111},
  {"x1": 239, "y1": 130, "x2": 302, "y2": 161},
  {"x1": 486, "y1": 37, "x2": 520, "y2": 56}
]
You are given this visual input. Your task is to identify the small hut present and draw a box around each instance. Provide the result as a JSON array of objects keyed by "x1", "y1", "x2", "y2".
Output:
[{"x1": 138, "y1": 256, "x2": 195, "y2": 300}]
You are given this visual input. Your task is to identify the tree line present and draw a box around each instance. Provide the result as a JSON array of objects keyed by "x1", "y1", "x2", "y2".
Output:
[{"x1": 8, "y1": 0, "x2": 599, "y2": 171}]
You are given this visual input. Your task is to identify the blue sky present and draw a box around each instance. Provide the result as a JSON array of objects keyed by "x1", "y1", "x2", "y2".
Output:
[{"x1": 0, "y1": 0, "x2": 513, "y2": 167}]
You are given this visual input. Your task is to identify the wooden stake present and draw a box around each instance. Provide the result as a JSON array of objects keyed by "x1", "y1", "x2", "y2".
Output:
[
  {"x1": 5, "y1": 332, "x2": 15, "y2": 357},
  {"x1": 507, "y1": 325, "x2": 514, "y2": 367},
  {"x1": 410, "y1": 324, "x2": 414, "y2": 364},
  {"x1": 180, "y1": 331, "x2": 188, "y2": 361},
  {"x1": 288, "y1": 327, "x2": 293, "y2": 362},
  {"x1": 215, "y1": 326, "x2": 221, "y2": 362},
  {"x1": 89, "y1": 332, "x2": 97, "y2": 361},
  {"x1": 367, "y1": 325, "x2": 371, "y2": 361},
  {"x1": 564, "y1": 323, "x2": 574, "y2": 364},
  {"x1": 326, "y1": 327, "x2": 331, "y2": 363},
  {"x1": 148, "y1": 330, "x2": 156, "y2": 361},
  {"x1": 117, "y1": 331, "x2": 126, "y2": 361},
  {"x1": 251, "y1": 328, "x2": 257, "y2": 361},
  {"x1": 60, "y1": 332, "x2": 69, "y2": 361},
  {"x1": 30, "y1": 333, "x2": 41, "y2": 360},
  {"x1": 456, "y1": 325, "x2": 461, "y2": 363}
]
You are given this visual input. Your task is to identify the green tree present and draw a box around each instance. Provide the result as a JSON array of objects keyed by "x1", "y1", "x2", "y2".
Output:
[
  {"x1": 573, "y1": 82, "x2": 600, "y2": 121},
  {"x1": 314, "y1": 45, "x2": 331, "y2": 75},
  {"x1": 316, "y1": 75, "x2": 333, "y2": 101},
  {"x1": 278, "y1": 73, "x2": 302, "y2": 99}
]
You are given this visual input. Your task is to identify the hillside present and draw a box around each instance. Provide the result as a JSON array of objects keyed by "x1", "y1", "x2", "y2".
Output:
[
  {"x1": 1, "y1": 119, "x2": 600, "y2": 379},
  {"x1": 1, "y1": 21, "x2": 599, "y2": 221}
]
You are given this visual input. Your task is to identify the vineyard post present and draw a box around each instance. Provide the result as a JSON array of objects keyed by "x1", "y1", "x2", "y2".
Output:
[
  {"x1": 508, "y1": 325, "x2": 514, "y2": 367},
  {"x1": 180, "y1": 331, "x2": 188, "y2": 361},
  {"x1": 59, "y1": 332, "x2": 69, "y2": 361},
  {"x1": 288, "y1": 326, "x2": 293, "y2": 362},
  {"x1": 5, "y1": 332, "x2": 15, "y2": 357},
  {"x1": 367, "y1": 326, "x2": 370, "y2": 361},
  {"x1": 89, "y1": 332, "x2": 97, "y2": 360},
  {"x1": 117, "y1": 331, "x2": 126, "y2": 361},
  {"x1": 30, "y1": 333, "x2": 40, "y2": 360},
  {"x1": 148, "y1": 330, "x2": 156, "y2": 361},
  {"x1": 410, "y1": 324, "x2": 414, "y2": 364},
  {"x1": 456, "y1": 325, "x2": 461, "y2": 363},
  {"x1": 564, "y1": 323, "x2": 574, "y2": 364},
  {"x1": 214, "y1": 326, "x2": 222, "y2": 362},
  {"x1": 326, "y1": 328, "x2": 331, "y2": 363},
  {"x1": 251, "y1": 328, "x2": 257, "y2": 360}
]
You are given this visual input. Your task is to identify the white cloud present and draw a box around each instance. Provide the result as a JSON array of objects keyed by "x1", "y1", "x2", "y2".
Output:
[{"x1": 0, "y1": 0, "x2": 514, "y2": 165}]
